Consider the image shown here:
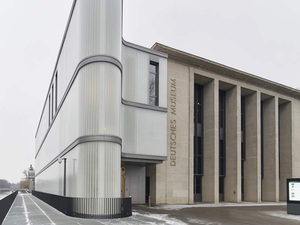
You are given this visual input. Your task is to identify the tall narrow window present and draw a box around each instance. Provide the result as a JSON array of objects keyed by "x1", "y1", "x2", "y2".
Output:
[
  {"x1": 149, "y1": 62, "x2": 159, "y2": 106},
  {"x1": 51, "y1": 84, "x2": 54, "y2": 119},
  {"x1": 55, "y1": 71, "x2": 58, "y2": 111},
  {"x1": 194, "y1": 84, "x2": 204, "y2": 202},
  {"x1": 48, "y1": 94, "x2": 51, "y2": 126},
  {"x1": 219, "y1": 90, "x2": 226, "y2": 176},
  {"x1": 219, "y1": 90, "x2": 226, "y2": 202},
  {"x1": 241, "y1": 96, "x2": 246, "y2": 200},
  {"x1": 261, "y1": 101, "x2": 264, "y2": 179}
]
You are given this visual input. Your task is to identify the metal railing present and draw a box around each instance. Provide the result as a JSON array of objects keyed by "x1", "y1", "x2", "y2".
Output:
[
  {"x1": 0, "y1": 191, "x2": 18, "y2": 224},
  {"x1": 32, "y1": 190, "x2": 131, "y2": 219}
]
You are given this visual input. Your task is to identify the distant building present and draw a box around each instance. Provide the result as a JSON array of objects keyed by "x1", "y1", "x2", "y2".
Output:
[
  {"x1": 28, "y1": 164, "x2": 35, "y2": 192},
  {"x1": 35, "y1": 0, "x2": 300, "y2": 218}
]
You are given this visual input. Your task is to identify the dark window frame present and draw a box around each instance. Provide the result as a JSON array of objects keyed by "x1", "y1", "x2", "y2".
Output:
[
  {"x1": 55, "y1": 71, "x2": 58, "y2": 111},
  {"x1": 48, "y1": 95, "x2": 51, "y2": 126},
  {"x1": 51, "y1": 84, "x2": 54, "y2": 119},
  {"x1": 219, "y1": 90, "x2": 226, "y2": 177},
  {"x1": 261, "y1": 101, "x2": 264, "y2": 179},
  {"x1": 194, "y1": 84, "x2": 204, "y2": 201},
  {"x1": 149, "y1": 61, "x2": 159, "y2": 106}
]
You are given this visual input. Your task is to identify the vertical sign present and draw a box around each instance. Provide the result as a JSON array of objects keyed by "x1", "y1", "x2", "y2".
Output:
[{"x1": 170, "y1": 79, "x2": 177, "y2": 166}]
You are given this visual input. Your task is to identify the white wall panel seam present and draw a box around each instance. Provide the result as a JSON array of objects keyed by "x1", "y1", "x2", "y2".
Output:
[
  {"x1": 35, "y1": 135, "x2": 122, "y2": 177},
  {"x1": 36, "y1": 57, "x2": 167, "y2": 158},
  {"x1": 35, "y1": 56, "x2": 122, "y2": 158}
]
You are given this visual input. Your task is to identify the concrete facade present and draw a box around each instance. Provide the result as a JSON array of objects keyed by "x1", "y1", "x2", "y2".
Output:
[{"x1": 151, "y1": 43, "x2": 300, "y2": 204}]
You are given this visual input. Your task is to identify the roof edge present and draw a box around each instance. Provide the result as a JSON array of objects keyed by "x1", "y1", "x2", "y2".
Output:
[{"x1": 153, "y1": 43, "x2": 300, "y2": 98}]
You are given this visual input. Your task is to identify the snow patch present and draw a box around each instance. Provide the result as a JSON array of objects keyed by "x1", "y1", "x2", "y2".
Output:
[
  {"x1": 265, "y1": 211, "x2": 300, "y2": 221},
  {"x1": 133, "y1": 211, "x2": 187, "y2": 225},
  {"x1": 153, "y1": 202, "x2": 287, "y2": 211},
  {"x1": 188, "y1": 218, "x2": 222, "y2": 225},
  {"x1": 188, "y1": 219, "x2": 222, "y2": 225}
]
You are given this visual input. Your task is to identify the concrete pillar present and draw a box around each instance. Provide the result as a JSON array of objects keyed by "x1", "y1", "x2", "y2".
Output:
[
  {"x1": 279, "y1": 102, "x2": 292, "y2": 201},
  {"x1": 224, "y1": 86, "x2": 241, "y2": 202},
  {"x1": 151, "y1": 162, "x2": 168, "y2": 204},
  {"x1": 292, "y1": 102, "x2": 300, "y2": 178},
  {"x1": 188, "y1": 69, "x2": 195, "y2": 204},
  {"x1": 244, "y1": 92, "x2": 261, "y2": 202},
  {"x1": 202, "y1": 79, "x2": 219, "y2": 203},
  {"x1": 262, "y1": 97, "x2": 279, "y2": 202}
]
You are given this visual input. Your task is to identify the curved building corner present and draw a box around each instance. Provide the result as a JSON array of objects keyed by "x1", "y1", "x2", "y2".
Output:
[{"x1": 34, "y1": 0, "x2": 168, "y2": 218}]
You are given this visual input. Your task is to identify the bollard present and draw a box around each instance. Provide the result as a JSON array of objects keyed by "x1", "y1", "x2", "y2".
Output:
[{"x1": 148, "y1": 195, "x2": 151, "y2": 207}]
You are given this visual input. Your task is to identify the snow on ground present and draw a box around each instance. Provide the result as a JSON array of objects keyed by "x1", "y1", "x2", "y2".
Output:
[
  {"x1": 265, "y1": 211, "x2": 300, "y2": 222},
  {"x1": 187, "y1": 218, "x2": 222, "y2": 225},
  {"x1": 153, "y1": 202, "x2": 287, "y2": 211},
  {"x1": 132, "y1": 211, "x2": 187, "y2": 225}
]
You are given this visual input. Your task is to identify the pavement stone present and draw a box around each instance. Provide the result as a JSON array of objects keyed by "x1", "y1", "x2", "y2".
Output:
[{"x1": 3, "y1": 193, "x2": 300, "y2": 225}]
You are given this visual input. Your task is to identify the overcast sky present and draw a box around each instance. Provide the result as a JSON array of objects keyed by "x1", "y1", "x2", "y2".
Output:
[{"x1": 1, "y1": 0, "x2": 300, "y2": 183}]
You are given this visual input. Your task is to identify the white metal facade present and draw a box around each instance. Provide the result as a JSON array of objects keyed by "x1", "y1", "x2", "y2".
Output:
[{"x1": 35, "y1": 0, "x2": 167, "y2": 210}]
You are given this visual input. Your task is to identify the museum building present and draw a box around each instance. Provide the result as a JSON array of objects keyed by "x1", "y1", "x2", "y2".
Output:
[{"x1": 34, "y1": 0, "x2": 300, "y2": 218}]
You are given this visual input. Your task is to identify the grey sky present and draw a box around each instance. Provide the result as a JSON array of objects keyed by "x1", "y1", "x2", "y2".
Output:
[{"x1": 0, "y1": 0, "x2": 299, "y2": 183}]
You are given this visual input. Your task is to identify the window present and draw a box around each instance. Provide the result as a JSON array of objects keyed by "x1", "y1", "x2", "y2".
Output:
[
  {"x1": 55, "y1": 72, "x2": 58, "y2": 111},
  {"x1": 149, "y1": 61, "x2": 159, "y2": 106},
  {"x1": 261, "y1": 101, "x2": 264, "y2": 179},
  {"x1": 219, "y1": 90, "x2": 226, "y2": 177},
  {"x1": 48, "y1": 71, "x2": 58, "y2": 127},
  {"x1": 48, "y1": 95, "x2": 51, "y2": 126},
  {"x1": 51, "y1": 84, "x2": 54, "y2": 119},
  {"x1": 194, "y1": 84, "x2": 204, "y2": 202}
]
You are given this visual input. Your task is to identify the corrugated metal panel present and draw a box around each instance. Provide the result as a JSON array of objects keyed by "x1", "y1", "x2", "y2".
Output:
[
  {"x1": 77, "y1": 142, "x2": 121, "y2": 199},
  {"x1": 36, "y1": 62, "x2": 121, "y2": 177},
  {"x1": 36, "y1": 142, "x2": 121, "y2": 200},
  {"x1": 36, "y1": 0, "x2": 122, "y2": 152},
  {"x1": 121, "y1": 105, "x2": 167, "y2": 157},
  {"x1": 78, "y1": 64, "x2": 121, "y2": 136}
]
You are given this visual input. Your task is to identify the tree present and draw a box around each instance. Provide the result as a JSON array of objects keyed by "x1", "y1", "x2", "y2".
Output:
[
  {"x1": 20, "y1": 165, "x2": 35, "y2": 191},
  {"x1": 19, "y1": 179, "x2": 29, "y2": 189}
]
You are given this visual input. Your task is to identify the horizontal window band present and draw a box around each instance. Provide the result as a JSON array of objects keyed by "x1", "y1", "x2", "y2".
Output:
[
  {"x1": 35, "y1": 135, "x2": 122, "y2": 177},
  {"x1": 122, "y1": 99, "x2": 167, "y2": 112}
]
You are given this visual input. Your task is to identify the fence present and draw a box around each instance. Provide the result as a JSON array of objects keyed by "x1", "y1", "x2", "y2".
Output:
[
  {"x1": 0, "y1": 191, "x2": 18, "y2": 224},
  {"x1": 32, "y1": 190, "x2": 131, "y2": 219}
]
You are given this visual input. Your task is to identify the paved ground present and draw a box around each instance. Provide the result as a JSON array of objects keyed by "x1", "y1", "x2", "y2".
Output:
[
  {"x1": 3, "y1": 193, "x2": 300, "y2": 225},
  {"x1": 139, "y1": 203, "x2": 300, "y2": 225}
]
